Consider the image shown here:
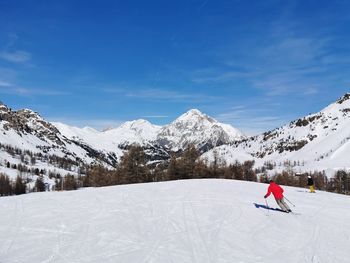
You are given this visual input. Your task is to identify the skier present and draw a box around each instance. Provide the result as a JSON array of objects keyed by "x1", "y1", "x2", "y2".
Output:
[
  {"x1": 264, "y1": 180, "x2": 291, "y2": 213},
  {"x1": 307, "y1": 175, "x2": 316, "y2": 193}
]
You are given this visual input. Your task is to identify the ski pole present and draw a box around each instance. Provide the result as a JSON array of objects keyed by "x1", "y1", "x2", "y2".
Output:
[
  {"x1": 265, "y1": 198, "x2": 269, "y2": 208},
  {"x1": 264, "y1": 198, "x2": 270, "y2": 215},
  {"x1": 284, "y1": 196, "x2": 295, "y2": 207}
]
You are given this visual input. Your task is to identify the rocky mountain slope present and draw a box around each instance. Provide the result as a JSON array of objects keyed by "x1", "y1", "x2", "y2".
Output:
[
  {"x1": 0, "y1": 104, "x2": 244, "y2": 180},
  {"x1": 203, "y1": 93, "x2": 350, "y2": 175},
  {"x1": 2, "y1": 93, "x2": 350, "y2": 180},
  {"x1": 53, "y1": 109, "x2": 244, "y2": 157},
  {"x1": 156, "y1": 109, "x2": 243, "y2": 152},
  {"x1": 0, "y1": 104, "x2": 110, "y2": 160},
  {"x1": 0, "y1": 102, "x2": 120, "y2": 182}
]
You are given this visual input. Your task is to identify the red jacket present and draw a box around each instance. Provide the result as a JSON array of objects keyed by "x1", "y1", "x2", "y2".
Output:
[{"x1": 265, "y1": 182, "x2": 284, "y2": 200}]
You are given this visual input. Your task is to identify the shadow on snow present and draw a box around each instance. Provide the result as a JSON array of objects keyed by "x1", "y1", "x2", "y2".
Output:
[{"x1": 253, "y1": 203, "x2": 286, "y2": 213}]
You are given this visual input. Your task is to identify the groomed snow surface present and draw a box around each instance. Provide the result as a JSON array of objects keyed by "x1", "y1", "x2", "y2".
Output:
[{"x1": 1, "y1": 179, "x2": 350, "y2": 263}]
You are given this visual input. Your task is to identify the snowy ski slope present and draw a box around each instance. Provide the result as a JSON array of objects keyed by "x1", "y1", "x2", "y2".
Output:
[{"x1": 0, "y1": 179, "x2": 349, "y2": 263}]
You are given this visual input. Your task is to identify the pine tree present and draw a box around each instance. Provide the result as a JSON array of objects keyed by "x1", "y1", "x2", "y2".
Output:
[
  {"x1": 167, "y1": 155, "x2": 179, "y2": 180},
  {"x1": 232, "y1": 161, "x2": 244, "y2": 180},
  {"x1": 243, "y1": 161, "x2": 257, "y2": 181},
  {"x1": 178, "y1": 144, "x2": 199, "y2": 179},
  {"x1": 223, "y1": 165, "x2": 234, "y2": 180},
  {"x1": 334, "y1": 170, "x2": 349, "y2": 194},
  {"x1": 86, "y1": 165, "x2": 113, "y2": 187},
  {"x1": 210, "y1": 150, "x2": 220, "y2": 178},
  {"x1": 63, "y1": 175, "x2": 78, "y2": 190},
  {"x1": 118, "y1": 144, "x2": 150, "y2": 184},
  {"x1": 14, "y1": 176, "x2": 26, "y2": 195},
  {"x1": 259, "y1": 173, "x2": 269, "y2": 183},
  {"x1": 152, "y1": 163, "x2": 166, "y2": 182},
  {"x1": 35, "y1": 175, "x2": 46, "y2": 192},
  {"x1": 0, "y1": 173, "x2": 12, "y2": 196},
  {"x1": 193, "y1": 159, "x2": 208, "y2": 179}
]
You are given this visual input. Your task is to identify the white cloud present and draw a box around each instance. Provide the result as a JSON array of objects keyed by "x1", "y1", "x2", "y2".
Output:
[
  {"x1": 0, "y1": 50, "x2": 31, "y2": 63},
  {"x1": 0, "y1": 86, "x2": 70, "y2": 96},
  {"x1": 104, "y1": 87, "x2": 221, "y2": 103},
  {"x1": 191, "y1": 70, "x2": 254, "y2": 84},
  {"x1": 0, "y1": 80, "x2": 12, "y2": 87},
  {"x1": 303, "y1": 87, "x2": 319, "y2": 95},
  {"x1": 190, "y1": 15, "x2": 341, "y2": 98}
]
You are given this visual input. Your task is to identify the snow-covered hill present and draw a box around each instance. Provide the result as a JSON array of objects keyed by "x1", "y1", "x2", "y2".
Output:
[
  {"x1": 1, "y1": 179, "x2": 349, "y2": 262},
  {"x1": 203, "y1": 93, "x2": 350, "y2": 175}
]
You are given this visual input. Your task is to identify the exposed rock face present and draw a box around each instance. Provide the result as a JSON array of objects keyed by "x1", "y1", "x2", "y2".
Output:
[
  {"x1": 0, "y1": 104, "x2": 117, "y2": 168},
  {"x1": 0, "y1": 106, "x2": 64, "y2": 146},
  {"x1": 156, "y1": 109, "x2": 244, "y2": 152}
]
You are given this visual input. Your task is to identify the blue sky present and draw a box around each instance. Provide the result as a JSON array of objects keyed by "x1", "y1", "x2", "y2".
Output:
[{"x1": 0, "y1": 0, "x2": 350, "y2": 135}]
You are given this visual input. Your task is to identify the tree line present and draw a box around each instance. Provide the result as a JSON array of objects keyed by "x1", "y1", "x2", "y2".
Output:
[
  {"x1": 83, "y1": 144, "x2": 257, "y2": 188},
  {"x1": 69, "y1": 144, "x2": 350, "y2": 195},
  {"x1": 1, "y1": 144, "x2": 350, "y2": 196},
  {"x1": 0, "y1": 174, "x2": 26, "y2": 196}
]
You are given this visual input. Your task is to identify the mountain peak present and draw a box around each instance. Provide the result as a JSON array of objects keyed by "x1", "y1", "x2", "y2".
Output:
[
  {"x1": 176, "y1": 109, "x2": 216, "y2": 124},
  {"x1": 16, "y1": 108, "x2": 44, "y2": 121},
  {"x1": 120, "y1": 119, "x2": 155, "y2": 130},
  {"x1": 114, "y1": 119, "x2": 161, "y2": 140},
  {"x1": 183, "y1": 109, "x2": 207, "y2": 117},
  {"x1": 186, "y1": 109, "x2": 204, "y2": 115},
  {"x1": 157, "y1": 109, "x2": 244, "y2": 151}
]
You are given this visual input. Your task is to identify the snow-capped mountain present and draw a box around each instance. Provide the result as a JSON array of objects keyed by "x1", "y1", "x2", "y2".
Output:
[
  {"x1": 156, "y1": 109, "x2": 244, "y2": 152},
  {"x1": 53, "y1": 119, "x2": 161, "y2": 152},
  {"x1": 0, "y1": 104, "x2": 244, "y2": 179},
  {"x1": 203, "y1": 93, "x2": 350, "y2": 175},
  {"x1": 53, "y1": 119, "x2": 167, "y2": 165},
  {"x1": 53, "y1": 109, "x2": 244, "y2": 156},
  {"x1": 3, "y1": 93, "x2": 350, "y2": 179},
  {"x1": 0, "y1": 102, "x2": 119, "y2": 181},
  {"x1": 0, "y1": 104, "x2": 63, "y2": 149}
]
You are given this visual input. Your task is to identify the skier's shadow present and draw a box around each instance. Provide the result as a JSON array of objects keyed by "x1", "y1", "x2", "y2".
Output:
[{"x1": 253, "y1": 203, "x2": 285, "y2": 213}]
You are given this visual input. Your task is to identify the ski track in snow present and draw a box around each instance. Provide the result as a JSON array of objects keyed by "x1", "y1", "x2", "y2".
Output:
[{"x1": 1, "y1": 179, "x2": 350, "y2": 263}]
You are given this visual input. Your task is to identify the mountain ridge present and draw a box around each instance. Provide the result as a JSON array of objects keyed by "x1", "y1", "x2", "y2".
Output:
[
  {"x1": 1, "y1": 94, "x2": 350, "y2": 180},
  {"x1": 203, "y1": 93, "x2": 350, "y2": 176},
  {"x1": 0, "y1": 106, "x2": 244, "y2": 180}
]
